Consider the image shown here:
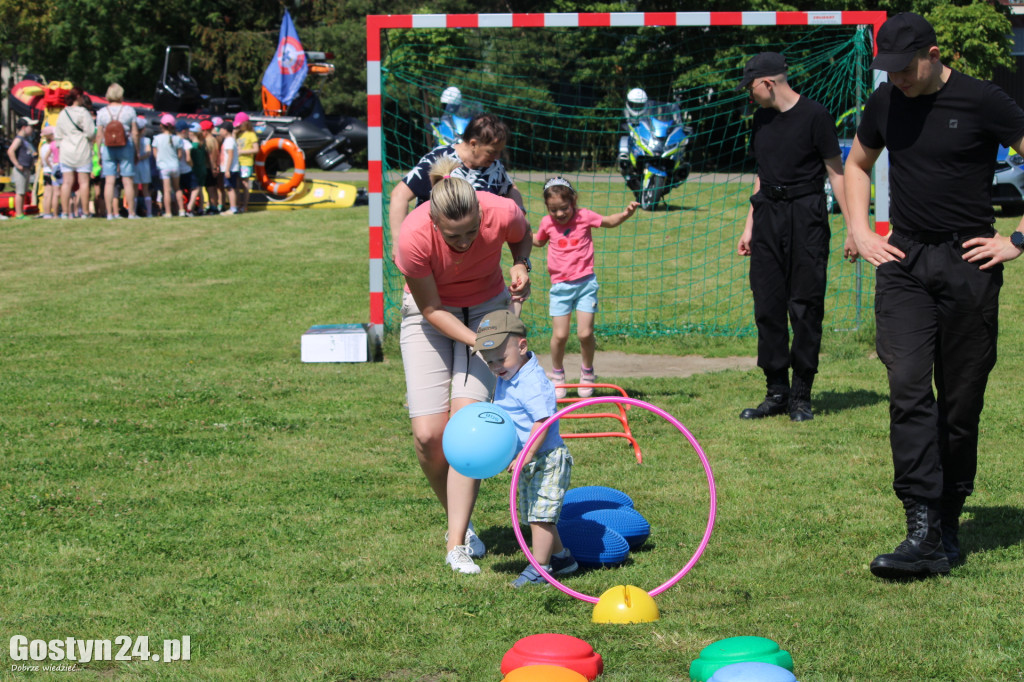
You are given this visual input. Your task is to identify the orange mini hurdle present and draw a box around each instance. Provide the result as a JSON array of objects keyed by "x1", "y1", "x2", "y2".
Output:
[{"x1": 555, "y1": 383, "x2": 642, "y2": 463}]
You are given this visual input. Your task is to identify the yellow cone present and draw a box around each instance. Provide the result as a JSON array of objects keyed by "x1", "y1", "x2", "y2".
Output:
[{"x1": 591, "y1": 584, "x2": 660, "y2": 623}]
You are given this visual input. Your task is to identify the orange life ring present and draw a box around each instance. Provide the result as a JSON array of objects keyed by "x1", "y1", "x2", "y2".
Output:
[{"x1": 255, "y1": 137, "x2": 306, "y2": 197}]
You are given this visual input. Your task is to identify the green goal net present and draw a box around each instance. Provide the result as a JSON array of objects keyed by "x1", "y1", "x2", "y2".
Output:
[{"x1": 380, "y1": 21, "x2": 875, "y2": 338}]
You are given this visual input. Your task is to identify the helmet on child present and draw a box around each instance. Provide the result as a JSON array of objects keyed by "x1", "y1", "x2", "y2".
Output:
[{"x1": 626, "y1": 88, "x2": 648, "y2": 116}]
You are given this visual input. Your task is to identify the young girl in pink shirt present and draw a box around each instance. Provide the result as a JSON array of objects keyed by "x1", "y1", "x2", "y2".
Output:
[{"x1": 533, "y1": 177, "x2": 638, "y2": 397}]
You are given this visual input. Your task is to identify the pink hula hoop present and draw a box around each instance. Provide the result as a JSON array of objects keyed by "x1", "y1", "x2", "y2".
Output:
[{"x1": 509, "y1": 396, "x2": 716, "y2": 603}]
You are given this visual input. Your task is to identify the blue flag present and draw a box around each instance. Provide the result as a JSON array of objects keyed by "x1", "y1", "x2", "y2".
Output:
[{"x1": 261, "y1": 10, "x2": 308, "y2": 106}]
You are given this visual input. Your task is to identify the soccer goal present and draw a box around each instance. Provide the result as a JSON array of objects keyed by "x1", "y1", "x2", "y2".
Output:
[{"x1": 366, "y1": 11, "x2": 888, "y2": 341}]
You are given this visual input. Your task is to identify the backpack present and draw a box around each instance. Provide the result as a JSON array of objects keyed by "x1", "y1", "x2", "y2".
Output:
[{"x1": 104, "y1": 106, "x2": 127, "y2": 147}]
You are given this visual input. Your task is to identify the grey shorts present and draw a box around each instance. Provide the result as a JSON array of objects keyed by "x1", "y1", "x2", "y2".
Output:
[
  {"x1": 399, "y1": 288, "x2": 513, "y2": 418},
  {"x1": 12, "y1": 167, "x2": 32, "y2": 194}
]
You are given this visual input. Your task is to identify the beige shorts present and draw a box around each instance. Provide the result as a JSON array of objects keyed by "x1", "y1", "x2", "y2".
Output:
[{"x1": 400, "y1": 288, "x2": 513, "y2": 418}]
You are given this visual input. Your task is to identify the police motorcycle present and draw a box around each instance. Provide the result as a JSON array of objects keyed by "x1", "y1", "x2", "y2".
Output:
[
  {"x1": 617, "y1": 88, "x2": 693, "y2": 210},
  {"x1": 430, "y1": 86, "x2": 485, "y2": 147}
]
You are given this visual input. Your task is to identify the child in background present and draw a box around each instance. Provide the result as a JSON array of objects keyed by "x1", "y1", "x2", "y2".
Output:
[
  {"x1": 175, "y1": 120, "x2": 193, "y2": 215},
  {"x1": 200, "y1": 120, "x2": 221, "y2": 214},
  {"x1": 153, "y1": 114, "x2": 182, "y2": 218},
  {"x1": 186, "y1": 123, "x2": 207, "y2": 216},
  {"x1": 533, "y1": 177, "x2": 638, "y2": 398},
  {"x1": 89, "y1": 136, "x2": 103, "y2": 217},
  {"x1": 7, "y1": 117, "x2": 39, "y2": 219},
  {"x1": 40, "y1": 125, "x2": 59, "y2": 218},
  {"x1": 219, "y1": 121, "x2": 240, "y2": 214},
  {"x1": 475, "y1": 310, "x2": 578, "y2": 587},
  {"x1": 234, "y1": 112, "x2": 258, "y2": 213},
  {"x1": 134, "y1": 115, "x2": 153, "y2": 217}
]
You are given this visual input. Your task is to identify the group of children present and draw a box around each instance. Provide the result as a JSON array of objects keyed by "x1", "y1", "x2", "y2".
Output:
[
  {"x1": 462, "y1": 175, "x2": 638, "y2": 587},
  {"x1": 34, "y1": 111, "x2": 261, "y2": 219}
]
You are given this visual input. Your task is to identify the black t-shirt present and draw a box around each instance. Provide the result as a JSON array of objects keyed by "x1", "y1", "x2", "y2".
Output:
[
  {"x1": 857, "y1": 69, "x2": 1024, "y2": 232},
  {"x1": 751, "y1": 96, "x2": 841, "y2": 187}
]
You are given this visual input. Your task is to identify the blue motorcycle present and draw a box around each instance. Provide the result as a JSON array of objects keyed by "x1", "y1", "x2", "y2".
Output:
[
  {"x1": 430, "y1": 86, "x2": 484, "y2": 147},
  {"x1": 618, "y1": 89, "x2": 693, "y2": 210}
]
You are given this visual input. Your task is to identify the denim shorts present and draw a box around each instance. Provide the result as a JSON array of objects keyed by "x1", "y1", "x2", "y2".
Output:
[
  {"x1": 134, "y1": 158, "x2": 151, "y2": 185},
  {"x1": 549, "y1": 274, "x2": 599, "y2": 317},
  {"x1": 101, "y1": 143, "x2": 136, "y2": 178}
]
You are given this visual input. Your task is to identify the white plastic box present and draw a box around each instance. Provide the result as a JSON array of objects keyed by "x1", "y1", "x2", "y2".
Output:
[{"x1": 301, "y1": 324, "x2": 370, "y2": 363}]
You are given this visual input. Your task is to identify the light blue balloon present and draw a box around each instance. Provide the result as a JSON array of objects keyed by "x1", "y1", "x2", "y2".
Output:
[{"x1": 442, "y1": 403, "x2": 517, "y2": 479}]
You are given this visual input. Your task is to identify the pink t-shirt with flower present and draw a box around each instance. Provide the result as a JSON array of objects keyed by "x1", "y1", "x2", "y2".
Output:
[
  {"x1": 397, "y1": 192, "x2": 528, "y2": 308},
  {"x1": 534, "y1": 207, "x2": 603, "y2": 283}
]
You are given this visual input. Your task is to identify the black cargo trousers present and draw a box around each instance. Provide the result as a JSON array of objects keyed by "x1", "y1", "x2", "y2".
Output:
[
  {"x1": 748, "y1": 188, "x2": 831, "y2": 390},
  {"x1": 875, "y1": 227, "x2": 1002, "y2": 501}
]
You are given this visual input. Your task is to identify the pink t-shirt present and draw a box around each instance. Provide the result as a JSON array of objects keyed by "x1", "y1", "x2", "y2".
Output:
[
  {"x1": 534, "y1": 207, "x2": 603, "y2": 283},
  {"x1": 397, "y1": 191, "x2": 528, "y2": 308}
]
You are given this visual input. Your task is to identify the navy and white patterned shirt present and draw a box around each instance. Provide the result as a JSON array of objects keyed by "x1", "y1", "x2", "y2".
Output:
[{"x1": 402, "y1": 144, "x2": 514, "y2": 205}]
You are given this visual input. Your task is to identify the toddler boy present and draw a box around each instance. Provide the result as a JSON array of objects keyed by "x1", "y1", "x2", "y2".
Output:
[{"x1": 475, "y1": 310, "x2": 577, "y2": 587}]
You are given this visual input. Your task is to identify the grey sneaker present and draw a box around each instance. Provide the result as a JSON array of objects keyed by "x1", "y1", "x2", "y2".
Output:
[
  {"x1": 445, "y1": 545, "x2": 481, "y2": 575},
  {"x1": 445, "y1": 521, "x2": 486, "y2": 558},
  {"x1": 512, "y1": 564, "x2": 549, "y2": 588},
  {"x1": 549, "y1": 551, "x2": 578, "y2": 576}
]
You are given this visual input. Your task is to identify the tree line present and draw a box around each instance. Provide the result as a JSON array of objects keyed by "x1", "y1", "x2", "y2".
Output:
[{"x1": 0, "y1": 0, "x2": 1012, "y2": 125}]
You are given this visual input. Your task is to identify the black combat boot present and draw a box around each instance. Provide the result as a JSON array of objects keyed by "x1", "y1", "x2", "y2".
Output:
[
  {"x1": 870, "y1": 497, "x2": 950, "y2": 579},
  {"x1": 739, "y1": 386, "x2": 789, "y2": 420},
  {"x1": 789, "y1": 373, "x2": 814, "y2": 422},
  {"x1": 939, "y1": 495, "x2": 966, "y2": 566}
]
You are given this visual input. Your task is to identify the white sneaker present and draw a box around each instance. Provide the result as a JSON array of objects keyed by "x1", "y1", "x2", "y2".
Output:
[
  {"x1": 445, "y1": 545, "x2": 480, "y2": 574},
  {"x1": 548, "y1": 369, "x2": 567, "y2": 399},
  {"x1": 578, "y1": 367, "x2": 597, "y2": 398},
  {"x1": 446, "y1": 521, "x2": 486, "y2": 558},
  {"x1": 465, "y1": 521, "x2": 486, "y2": 558}
]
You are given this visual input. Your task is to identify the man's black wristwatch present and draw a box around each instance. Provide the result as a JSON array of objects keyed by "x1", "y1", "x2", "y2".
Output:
[
  {"x1": 1011, "y1": 230, "x2": 1024, "y2": 252},
  {"x1": 513, "y1": 257, "x2": 532, "y2": 272}
]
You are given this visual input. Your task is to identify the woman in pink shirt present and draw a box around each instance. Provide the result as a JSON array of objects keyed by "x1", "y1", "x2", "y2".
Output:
[
  {"x1": 395, "y1": 157, "x2": 532, "y2": 575},
  {"x1": 533, "y1": 177, "x2": 638, "y2": 398}
]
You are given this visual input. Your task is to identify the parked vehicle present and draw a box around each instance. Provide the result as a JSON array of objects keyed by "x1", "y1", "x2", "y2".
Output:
[
  {"x1": 429, "y1": 86, "x2": 484, "y2": 147},
  {"x1": 824, "y1": 105, "x2": 860, "y2": 214},
  {"x1": 992, "y1": 145, "x2": 1024, "y2": 213},
  {"x1": 617, "y1": 88, "x2": 693, "y2": 210}
]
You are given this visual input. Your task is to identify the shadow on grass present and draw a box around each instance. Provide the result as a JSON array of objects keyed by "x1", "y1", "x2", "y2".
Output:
[
  {"x1": 481, "y1": 524, "x2": 638, "y2": 577},
  {"x1": 813, "y1": 388, "x2": 888, "y2": 415},
  {"x1": 961, "y1": 504, "x2": 1024, "y2": 559}
]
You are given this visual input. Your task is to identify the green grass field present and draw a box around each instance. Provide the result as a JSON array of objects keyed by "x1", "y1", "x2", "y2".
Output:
[{"x1": 1, "y1": 201, "x2": 1023, "y2": 681}]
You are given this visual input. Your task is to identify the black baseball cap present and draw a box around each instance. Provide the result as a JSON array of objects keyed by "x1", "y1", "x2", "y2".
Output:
[
  {"x1": 737, "y1": 52, "x2": 787, "y2": 90},
  {"x1": 870, "y1": 12, "x2": 937, "y2": 72}
]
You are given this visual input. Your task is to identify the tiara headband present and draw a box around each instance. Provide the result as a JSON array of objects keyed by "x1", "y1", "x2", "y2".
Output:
[{"x1": 543, "y1": 177, "x2": 574, "y2": 192}]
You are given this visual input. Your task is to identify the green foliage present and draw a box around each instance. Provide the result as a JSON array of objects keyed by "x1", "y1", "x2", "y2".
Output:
[
  {"x1": 0, "y1": 1, "x2": 1017, "y2": 120},
  {"x1": 927, "y1": 2, "x2": 1015, "y2": 80}
]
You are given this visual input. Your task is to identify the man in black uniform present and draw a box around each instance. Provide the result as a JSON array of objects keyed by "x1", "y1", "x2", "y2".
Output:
[
  {"x1": 845, "y1": 13, "x2": 1024, "y2": 580},
  {"x1": 737, "y1": 52, "x2": 850, "y2": 422}
]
